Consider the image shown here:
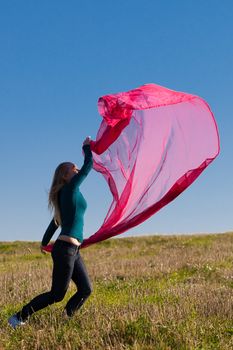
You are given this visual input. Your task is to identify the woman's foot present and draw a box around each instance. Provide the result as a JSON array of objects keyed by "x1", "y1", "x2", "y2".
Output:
[{"x1": 8, "y1": 314, "x2": 26, "y2": 329}]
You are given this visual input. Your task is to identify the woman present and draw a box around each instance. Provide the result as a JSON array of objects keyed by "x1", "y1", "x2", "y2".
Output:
[{"x1": 8, "y1": 136, "x2": 93, "y2": 328}]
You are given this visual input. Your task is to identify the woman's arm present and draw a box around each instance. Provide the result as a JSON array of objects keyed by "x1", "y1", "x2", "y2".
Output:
[
  {"x1": 70, "y1": 144, "x2": 93, "y2": 188},
  {"x1": 41, "y1": 218, "x2": 59, "y2": 247}
]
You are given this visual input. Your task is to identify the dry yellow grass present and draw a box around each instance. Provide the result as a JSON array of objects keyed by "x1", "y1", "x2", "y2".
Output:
[{"x1": 0, "y1": 233, "x2": 232, "y2": 349}]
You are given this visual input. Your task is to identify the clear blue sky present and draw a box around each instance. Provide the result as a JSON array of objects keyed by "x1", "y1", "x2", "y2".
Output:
[{"x1": 0, "y1": 0, "x2": 232, "y2": 242}]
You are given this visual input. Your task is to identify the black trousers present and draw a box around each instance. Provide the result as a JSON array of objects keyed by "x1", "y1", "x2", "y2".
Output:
[{"x1": 17, "y1": 240, "x2": 92, "y2": 321}]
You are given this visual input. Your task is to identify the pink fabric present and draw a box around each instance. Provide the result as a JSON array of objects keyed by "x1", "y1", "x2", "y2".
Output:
[
  {"x1": 81, "y1": 83, "x2": 220, "y2": 248},
  {"x1": 42, "y1": 244, "x2": 53, "y2": 253}
]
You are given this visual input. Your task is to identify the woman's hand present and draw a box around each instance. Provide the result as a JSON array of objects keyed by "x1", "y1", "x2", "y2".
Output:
[
  {"x1": 40, "y1": 245, "x2": 46, "y2": 254},
  {"x1": 83, "y1": 136, "x2": 91, "y2": 146}
]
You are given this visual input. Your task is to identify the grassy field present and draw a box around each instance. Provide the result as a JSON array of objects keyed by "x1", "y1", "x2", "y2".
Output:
[{"x1": 0, "y1": 232, "x2": 232, "y2": 350}]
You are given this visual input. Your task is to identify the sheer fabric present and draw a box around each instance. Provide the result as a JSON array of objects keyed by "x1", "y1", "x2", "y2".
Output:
[{"x1": 44, "y1": 83, "x2": 219, "y2": 252}]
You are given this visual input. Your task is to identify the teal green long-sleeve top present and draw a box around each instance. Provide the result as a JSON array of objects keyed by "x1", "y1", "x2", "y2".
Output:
[{"x1": 41, "y1": 144, "x2": 93, "y2": 246}]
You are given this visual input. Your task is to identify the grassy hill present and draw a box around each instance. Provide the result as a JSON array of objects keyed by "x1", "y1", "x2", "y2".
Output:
[{"x1": 0, "y1": 233, "x2": 232, "y2": 349}]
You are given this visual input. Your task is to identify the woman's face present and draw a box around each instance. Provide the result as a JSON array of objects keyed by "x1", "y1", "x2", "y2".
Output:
[{"x1": 64, "y1": 163, "x2": 79, "y2": 182}]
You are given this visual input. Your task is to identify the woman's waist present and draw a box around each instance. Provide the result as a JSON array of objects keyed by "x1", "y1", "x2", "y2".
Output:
[{"x1": 57, "y1": 235, "x2": 81, "y2": 247}]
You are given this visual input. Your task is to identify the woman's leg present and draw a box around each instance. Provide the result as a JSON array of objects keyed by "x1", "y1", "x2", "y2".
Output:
[
  {"x1": 17, "y1": 241, "x2": 78, "y2": 321},
  {"x1": 65, "y1": 251, "x2": 92, "y2": 317}
]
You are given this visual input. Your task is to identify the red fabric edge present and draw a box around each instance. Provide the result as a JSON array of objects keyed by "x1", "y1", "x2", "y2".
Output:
[{"x1": 80, "y1": 156, "x2": 217, "y2": 249}]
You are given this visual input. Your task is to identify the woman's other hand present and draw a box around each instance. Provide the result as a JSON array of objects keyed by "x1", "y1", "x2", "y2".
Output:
[
  {"x1": 83, "y1": 136, "x2": 91, "y2": 146},
  {"x1": 40, "y1": 245, "x2": 46, "y2": 254}
]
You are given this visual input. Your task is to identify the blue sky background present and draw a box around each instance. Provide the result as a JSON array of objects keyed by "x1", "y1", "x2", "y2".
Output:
[{"x1": 0, "y1": 0, "x2": 232, "y2": 242}]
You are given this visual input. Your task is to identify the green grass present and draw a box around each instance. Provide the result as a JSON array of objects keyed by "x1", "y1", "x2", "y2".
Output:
[{"x1": 0, "y1": 232, "x2": 233, "y2": 349}]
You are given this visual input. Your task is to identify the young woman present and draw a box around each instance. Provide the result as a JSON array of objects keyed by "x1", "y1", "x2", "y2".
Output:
[{"x1": 8, "y1": 137, "x2": 93, "y2": 328}]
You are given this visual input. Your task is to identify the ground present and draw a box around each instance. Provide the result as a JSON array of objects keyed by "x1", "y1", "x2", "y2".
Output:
[{"x1": 0, "y1": 232, "x2": 232, "y2": 349}]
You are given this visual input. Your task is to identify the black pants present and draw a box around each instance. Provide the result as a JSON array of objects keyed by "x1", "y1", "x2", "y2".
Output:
[{"x1": 17, "y1": 240, "x2": 92, "y2": 321}]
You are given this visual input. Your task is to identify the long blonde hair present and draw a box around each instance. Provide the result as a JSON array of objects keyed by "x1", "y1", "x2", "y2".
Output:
[{"x1": 48, "y1": 162, "x2": 73, "y2": 225}]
